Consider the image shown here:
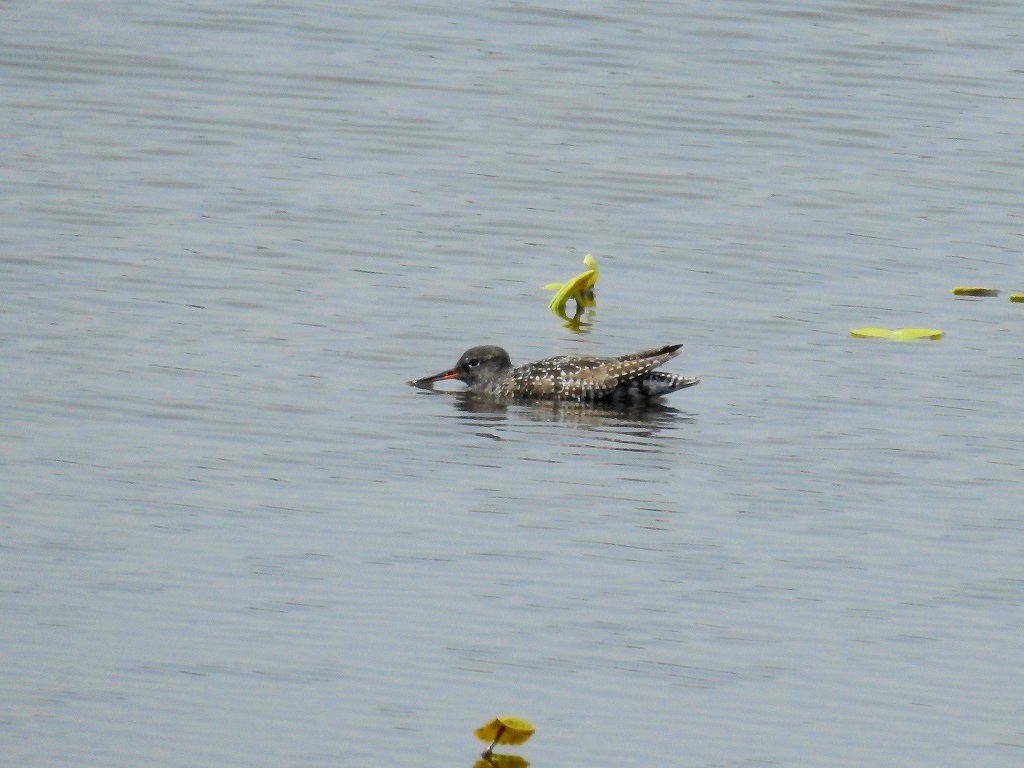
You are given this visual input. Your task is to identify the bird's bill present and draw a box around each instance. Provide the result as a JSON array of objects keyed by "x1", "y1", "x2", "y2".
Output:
[{"x1": 409, "y1": 367, "x2": 462, "y2": 388}]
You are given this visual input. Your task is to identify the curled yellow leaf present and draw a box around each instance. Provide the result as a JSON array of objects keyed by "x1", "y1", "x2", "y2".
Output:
[{"x1": 542, "y1": 254, "x2": 598, "y2": 315}]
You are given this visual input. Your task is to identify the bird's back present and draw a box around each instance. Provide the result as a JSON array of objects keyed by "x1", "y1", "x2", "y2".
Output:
[{"x1": 498, "y1": 344, "x2": 695, "y2": 401}]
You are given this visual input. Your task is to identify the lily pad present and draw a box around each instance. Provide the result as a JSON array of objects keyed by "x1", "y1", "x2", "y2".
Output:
[
  {"x1": 952, "y1": 287, "x2": 999, "y2": 297},
  {"x1": 850, "y1": 327, "x2": 943, "y2": 341}
]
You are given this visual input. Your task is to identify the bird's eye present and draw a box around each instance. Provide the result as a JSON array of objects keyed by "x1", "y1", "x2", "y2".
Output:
[{"x1": 467, "y1": 358, "x2": 480, "y2": 367}]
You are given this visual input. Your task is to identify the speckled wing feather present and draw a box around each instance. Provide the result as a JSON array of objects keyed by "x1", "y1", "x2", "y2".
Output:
[
  {"x1": 603, "y1": 344, "x2": 683, "y2": 366},
  {"x1": 501, "y1": 344, "x2": 689, "y2": 400},
  {"x1": 562, "y1": 344, "x2": 683, "y2": 399},
  {"x1": 504, "y1": 356, "x2": 589, "y2": 398}
]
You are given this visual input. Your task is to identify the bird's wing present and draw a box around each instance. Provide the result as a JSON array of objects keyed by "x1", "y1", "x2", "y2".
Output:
[
  {"x1": 565, "y1": 344, "x2": 681, "y2": 382},
  {"x1": 563, "y1": 344, "x2": 683, "y2": 396}
]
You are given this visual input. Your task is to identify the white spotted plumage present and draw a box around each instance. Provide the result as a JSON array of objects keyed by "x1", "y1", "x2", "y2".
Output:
[{"x1": 412, "y1": 344, "x2": 699, "y2": 402}]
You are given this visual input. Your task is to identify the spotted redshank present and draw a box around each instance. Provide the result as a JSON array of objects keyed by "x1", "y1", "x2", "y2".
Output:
[{"x1": 410, "y1": 343, "x2": 699, "y2": 402}]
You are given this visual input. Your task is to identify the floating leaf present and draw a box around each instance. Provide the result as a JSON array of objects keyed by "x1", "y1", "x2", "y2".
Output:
[
  {"x1": 475, "y1": 716, "x2": 536, "y2": 753},
  {"x1": 850, "y1": 327, "x2": 943, "y2": 341},
  {"x1": 951, "y1": 287, "x2": 1000, "y2": 297}
]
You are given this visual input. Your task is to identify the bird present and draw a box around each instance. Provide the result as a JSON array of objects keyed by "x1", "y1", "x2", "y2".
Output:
[{"x1": 410, "y1": 343, "x2": 698, "y2": 402}]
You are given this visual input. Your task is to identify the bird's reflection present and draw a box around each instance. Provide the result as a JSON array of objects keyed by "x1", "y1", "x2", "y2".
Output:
[{"x1": 420, "y1": 389, "x2": 695, "y2": 430}]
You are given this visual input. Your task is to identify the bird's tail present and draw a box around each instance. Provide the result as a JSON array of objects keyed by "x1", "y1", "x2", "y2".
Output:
[{"x1": 640, "y1": 372, "x2": 700, "y2": 396}]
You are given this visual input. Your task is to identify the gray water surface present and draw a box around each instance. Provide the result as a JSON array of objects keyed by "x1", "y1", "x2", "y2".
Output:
[{"x1": 2, "y1": 2, "x2": 1023, "y2": 767}]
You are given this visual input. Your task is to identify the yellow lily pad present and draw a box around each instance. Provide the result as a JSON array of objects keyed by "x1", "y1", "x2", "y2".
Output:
[
  {"x1": 1010, "y1": 294, "x2": 1024, "y2": 303},
  {"x1": 850, "y1": 327, "x2": 943, "y2": 341},
  {"x1": 474, "y1": 716, "x2": 535, "y2": 747},
  {"x1": 952, "y1": 287, "x2": 999, "y2": 297}
]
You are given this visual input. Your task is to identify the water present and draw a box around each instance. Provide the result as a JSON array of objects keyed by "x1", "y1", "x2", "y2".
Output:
[{"x1": 2, "y1": 1, "x2": 1023, "y2": 766}]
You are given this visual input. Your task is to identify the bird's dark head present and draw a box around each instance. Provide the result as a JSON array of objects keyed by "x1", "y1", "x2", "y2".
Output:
[{"x1": 410, "y1": 345, "x2": 512, "y2": 390}]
